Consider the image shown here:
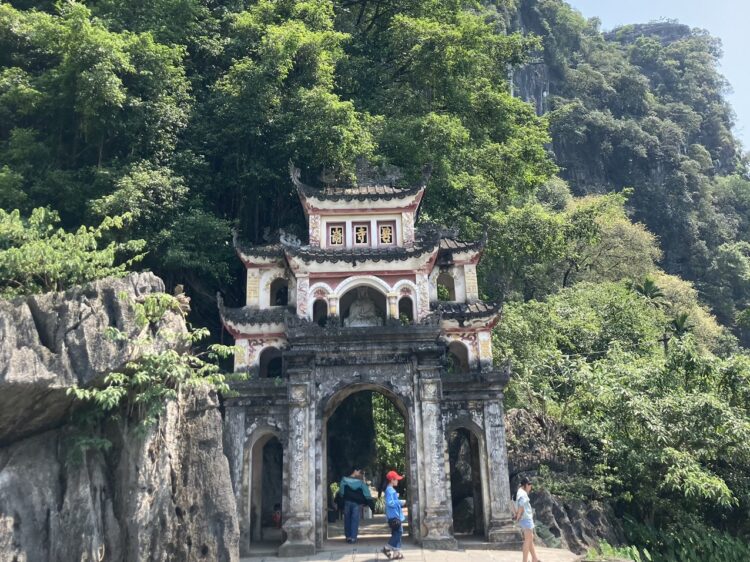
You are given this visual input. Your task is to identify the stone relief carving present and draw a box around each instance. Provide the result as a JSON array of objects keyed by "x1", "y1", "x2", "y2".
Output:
[
  {"x1": 297, "y1": 276, "x2": 309, "y2": 317},
  {"x1": 402, "y1": 212, "x2": 415, "y2": 246},
  {"x1": 309, "y1": 214, "x2": 321, "y2": 246},
  {"x1": 417, "y1": 274, "x2": 430, "y2": 319},
  {"x1": 289, "y1": 384, "x2": 309, "y2": 405}
]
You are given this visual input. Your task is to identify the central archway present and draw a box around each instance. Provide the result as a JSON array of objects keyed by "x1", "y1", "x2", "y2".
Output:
[{"x1": 317, "y1": 383, "x2": 417, "y2": 547}]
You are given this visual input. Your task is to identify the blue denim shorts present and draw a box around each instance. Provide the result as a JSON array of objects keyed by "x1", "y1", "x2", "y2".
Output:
[{"x1": 519, "y1": 519, "x2": 535, "y2": 530}]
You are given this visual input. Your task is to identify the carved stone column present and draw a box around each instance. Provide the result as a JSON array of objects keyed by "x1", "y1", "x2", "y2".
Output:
[
  {"x1": 279, "y1": 380, "x2": 316, "y2": 556},
  {"x1": 419, "y1": 373, "x2": 458, "y2": 549},
  {"x1": 483, "y1": 396, "x2": 522, "y2": 547}
]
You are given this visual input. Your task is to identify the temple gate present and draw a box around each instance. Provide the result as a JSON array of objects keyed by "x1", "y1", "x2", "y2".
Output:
[{"x1": 220, "y1": 163, "x2": 520, "y2": 556}]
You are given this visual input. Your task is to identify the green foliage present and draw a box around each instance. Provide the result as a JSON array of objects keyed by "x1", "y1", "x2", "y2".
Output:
[
  {"x1": 499, "y1": 284, "x2": 750, "y2": 537},
  {"x1": 67, "y1": 292, "x2": 238, "y2": 455},
  {"x1": 371, "y1": 392, "x2": 406, "y2": 479},
  {"x1": 374, "y1": 495, "x2": 385, "y2": 514},
  {"x1": 625, "y1": 517, "x2": 750, "y2": 562},
  {"x1": 585, "y1": 540, "x2": 648, "y2": 562},
  {"x1": 0, "y1": 207, "x2": 144, "y2": 297},
  {"x1": 0, "y1": 2, "x2": 190, "y2": 221},
  {"x1": 514, "y1": 1, "x2": 748, "y2": 332},
  {"x1": 482, "y1": 192, "x2": 661, "y2": 301}
]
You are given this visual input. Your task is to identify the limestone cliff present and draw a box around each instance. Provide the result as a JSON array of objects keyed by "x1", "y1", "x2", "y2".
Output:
[{"x1": 0, "y1": 273, "x2": 239, "y2": 562}]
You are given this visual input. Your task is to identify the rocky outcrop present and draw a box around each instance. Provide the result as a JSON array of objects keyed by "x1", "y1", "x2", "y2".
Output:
[
  {"x1": 0, "y1": 272, "x2": 183, "y2": 445},
  {"x1": 530, "y1": 489, "x2": 623, "y2": 555},
  {"x1": 0, "y1": 273, "x2": 239, "y2": 562},
  {"x1": 506, "y1": 408, "x2": 623, "y2": 554}
]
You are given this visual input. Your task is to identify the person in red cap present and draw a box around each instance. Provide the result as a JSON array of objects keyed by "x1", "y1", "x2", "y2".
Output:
[{"x1": 382, "y1": 470, "x2": 405, "y2": 559}]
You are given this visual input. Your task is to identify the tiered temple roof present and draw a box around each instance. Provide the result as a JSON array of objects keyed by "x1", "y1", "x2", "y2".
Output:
[
  {"x1": 220, "y1": 161, "x2": 500, "y2": 376},
  {"x1": 290, "y1": 162, "x2": 429, "y2": 212}
]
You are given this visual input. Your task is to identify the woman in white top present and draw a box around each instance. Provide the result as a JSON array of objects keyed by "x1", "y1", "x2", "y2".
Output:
[{"x1": 514, "y1": 477, "x2": 541, "y2": 562}]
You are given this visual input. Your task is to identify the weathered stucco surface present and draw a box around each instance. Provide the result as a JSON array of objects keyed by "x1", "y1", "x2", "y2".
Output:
[{"x1": 224, "y1": 320, "x2": 521, "y2": 556}]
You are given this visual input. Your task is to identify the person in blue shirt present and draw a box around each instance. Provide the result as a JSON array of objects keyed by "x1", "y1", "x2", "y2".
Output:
[
  {"x1": 382, "y1": 470, "x2": 406, "y2": 560},
  {"x1": 337, "y1": 467, "x2": 374, "y2": 543},
  {"x1": 514, "y1": 477, "x2": 540, "y2": 562}
]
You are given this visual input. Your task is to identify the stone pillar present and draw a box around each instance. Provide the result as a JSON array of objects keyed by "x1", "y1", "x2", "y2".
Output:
[
  {"x1": 477, "y1": 330, "x2": 494, "y2": 370},
  {"x1": 402, "y1": 211, "x2": 415, "y2": 246},
  {"x1": 233, "y1": 338, "x2": 249, "y2": 372},
  {"x1": 416, "y1": 273, "x2": 430, "y2": 321},
  {"x1": 296, "y1": 275, "x2": 310, "y2": 319},
  {"x1": 308, "y1": 214, "x2": 321, "y2": 246},
  {"x1": 279, "y1": 381, "x2": 316, "y2": 556},
  {"x1": 246, "y1": 269, "x2": 260, "y2": 306},
  {"x1": 327, "y1": 295, "x2": 339, "y2": 325},
  {"x1": 483, "y1": 397, "x2": 522, "y2": 547},
  {"x1": 387, "y1": 293, "x2": 398, "y2": 319},
  {"x1": 419, "y1": 375, "x2": 458, "y2": 549},
  {"x1": 464, "y1": 264, "x2": 479, "y2": 301}
]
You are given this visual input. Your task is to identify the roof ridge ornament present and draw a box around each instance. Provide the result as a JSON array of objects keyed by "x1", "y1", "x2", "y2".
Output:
[
  {"x1": 279, "y1": 229, "x2": 301, "y2": 248},
  {"x1": 289, "y1": 160, "x2": 431, "y2": 202}
]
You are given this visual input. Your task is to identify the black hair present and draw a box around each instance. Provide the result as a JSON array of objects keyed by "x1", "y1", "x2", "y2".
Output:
[
  {"x1": 520, "y1": 477, "x2": 532, "y2": 487},
  {"x1": 350, "y1": 467, "x2": 362, "y2": 474}
]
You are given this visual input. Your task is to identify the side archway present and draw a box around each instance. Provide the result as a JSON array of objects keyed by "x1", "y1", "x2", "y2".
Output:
[
  {"x1": 241, "y1": 429, "x2": 285, "y2": 553},
  {"x1": 446, "y1": 422, "x2": 489, "y2": 538}
]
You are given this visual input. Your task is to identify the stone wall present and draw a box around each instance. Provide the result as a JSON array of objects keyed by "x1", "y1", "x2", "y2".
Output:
[{"x1": 0, "y1": 273, "x2": 239, "y2": 562}]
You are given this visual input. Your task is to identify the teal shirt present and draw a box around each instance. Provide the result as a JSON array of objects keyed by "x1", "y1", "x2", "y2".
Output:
[{"x1": 339, "y1": 476, "x2": 372, "y2": 499}]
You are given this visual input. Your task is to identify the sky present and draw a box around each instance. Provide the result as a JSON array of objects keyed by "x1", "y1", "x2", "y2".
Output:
[{"x1": 567, "y1": 0, "x2": 749, "y2": 152}]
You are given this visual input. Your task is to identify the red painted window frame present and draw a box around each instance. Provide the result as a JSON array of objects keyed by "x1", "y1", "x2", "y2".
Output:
[
  {"x1": 377, "y1": 220, "x2": 397, "y2": 247},
  {"x1": 352, "y1": 222, "x2": 371, "y2": 247}
]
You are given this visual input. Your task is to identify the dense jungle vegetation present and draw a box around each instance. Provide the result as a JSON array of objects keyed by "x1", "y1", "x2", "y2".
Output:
[{"x1": 1, "y1": 0, "x2": 749, "y2": 559}]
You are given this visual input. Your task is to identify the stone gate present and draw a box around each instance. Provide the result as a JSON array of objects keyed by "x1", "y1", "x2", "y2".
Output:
[{"x1": 220, "y1": 163, "x2": 520, "y2": 556}]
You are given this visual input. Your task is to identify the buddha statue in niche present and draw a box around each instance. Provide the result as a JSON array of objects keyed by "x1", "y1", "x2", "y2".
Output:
[{"x1": 343, "y1": 287, "x2": 384, "y2": 327}]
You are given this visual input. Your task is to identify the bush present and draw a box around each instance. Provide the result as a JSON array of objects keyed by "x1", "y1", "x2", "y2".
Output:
[
  {"x1": 624, "y1": 517, "x2": 750, "y2": 562},
  {"x1": 585, "y1": 541, "x2": 648, "y2": 561}
]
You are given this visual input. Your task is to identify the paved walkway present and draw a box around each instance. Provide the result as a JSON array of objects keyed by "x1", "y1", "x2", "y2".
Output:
[
  {"x1": 242, "y1": 517, "x2": 582, "y2": 562},
  {"x1": 240, "y1": 539, "x2": 581, "y2": 562}
]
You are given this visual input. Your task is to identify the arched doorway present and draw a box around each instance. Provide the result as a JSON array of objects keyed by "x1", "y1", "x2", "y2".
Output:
[
  {"x1": 270, "y1": 278, "x2": 289, "y2": 306},
  {"x1": 313, "y1": 299, "x2": 328, "y2": 327},
  {"x1": 319, "y1": 385, "x2": 415, "y2": 546},
  {"x1": 447, "y1": 341, "x2": 470, "y2": 374},
  {"x1": 398, "y1": 297, "x2": 414, "y2": 324},
  {"x1": 241, "y1": 432, "x2": 284, "y2": 554},
  {"x1": 447, "y1": 426, "x2": 487, "y2": 538},
  {"x1": 436, "y1": 272, "x2": 456, "y2": 301},
  {"x1": 259, "y1": 347, "x2": 283, "y2": 378}
]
